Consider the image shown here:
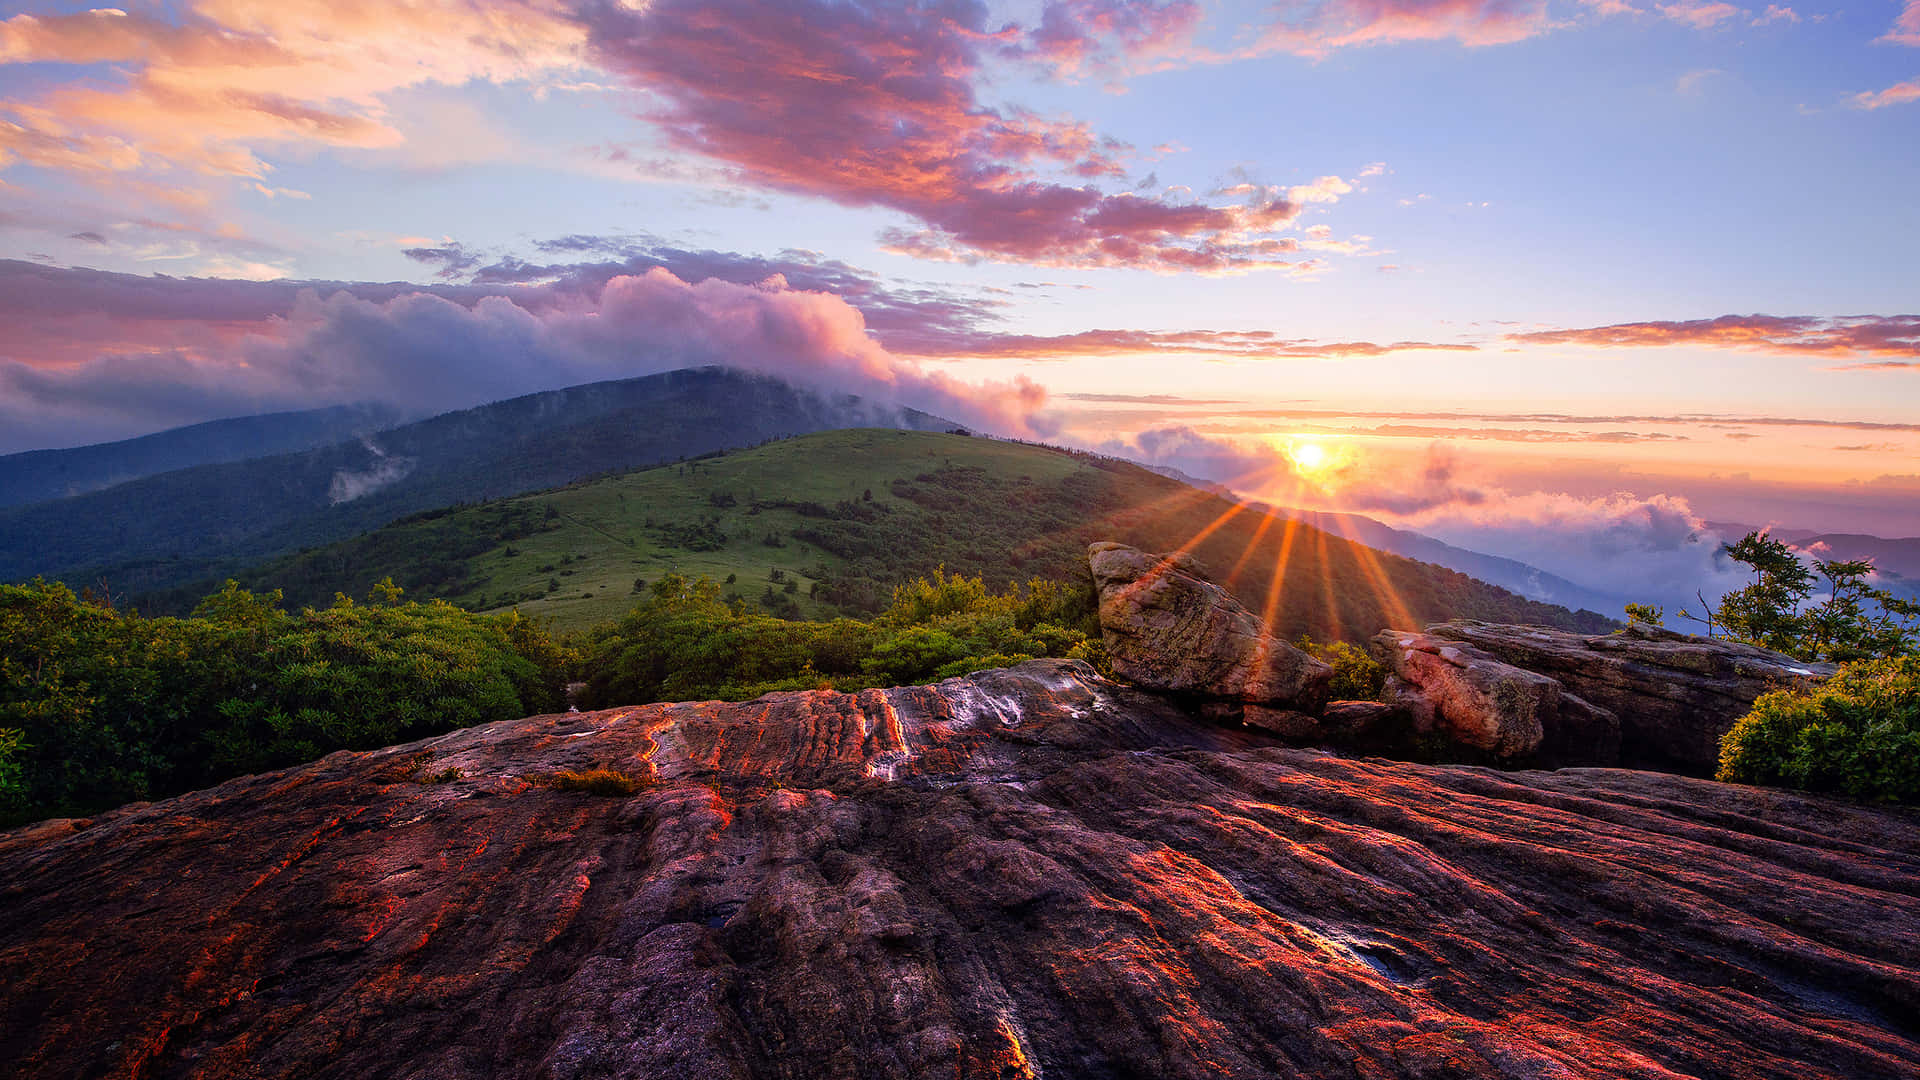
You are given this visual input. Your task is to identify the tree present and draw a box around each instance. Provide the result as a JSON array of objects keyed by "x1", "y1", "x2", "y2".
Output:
[{"x1": 1677, "y1": 531, "x2": 1918, "y2": 662}]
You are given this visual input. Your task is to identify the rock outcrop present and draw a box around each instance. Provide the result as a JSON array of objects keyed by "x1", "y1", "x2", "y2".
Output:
[
  {"x1": 1090, "y1": 541, "x2": 1332, "y2": 715},
  {"x1": 4, "y1": 659, "x2": 1918, "y2": 1079},
  {"x1": 1424, "y1": 621, "x2": 1836, "y2": 770},
  {"x1": 1378, "y1": 632, "x2": 1549, "y2": 758},
  {"x1": 1370, "y1": 630, "x2": 1616, "y2": 761}
]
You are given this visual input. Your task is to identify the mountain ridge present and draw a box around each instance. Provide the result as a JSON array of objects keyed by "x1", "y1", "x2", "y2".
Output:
[
  {"x1": 133, "y1": 428, "x2": 1617, "y2": 641},
  {"x1": 0, "y1": 368, "x2": 950, "y2": 592},
  {"x1": 0, "y1": 402, "x2": 406, "y2": 509}
]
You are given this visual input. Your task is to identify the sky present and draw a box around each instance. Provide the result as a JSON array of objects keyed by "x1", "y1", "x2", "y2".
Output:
[{"x1": 0, "y1": 0, "x2": 1916, "y2": 605}]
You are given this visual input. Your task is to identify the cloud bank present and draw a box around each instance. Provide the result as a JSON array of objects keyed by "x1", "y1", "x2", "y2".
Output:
[{"x1": 0, "y1": 263, "x2": 1051, "y2": 452}]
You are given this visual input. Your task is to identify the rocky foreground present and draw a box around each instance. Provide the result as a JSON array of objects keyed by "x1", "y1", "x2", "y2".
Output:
[{"x1": 2, "y1": 659, "x2": 1917, "y2": 1079}]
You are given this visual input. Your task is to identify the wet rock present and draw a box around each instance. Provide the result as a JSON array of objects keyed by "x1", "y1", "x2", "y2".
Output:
[
  {"x1": 1089, "y1": 541, "x2": 1331, "y2": 713},
  {"x1": 3, "y1": 659, "x2": 1917, "y2": 1080},
  {"x1": 1427, "y1": 621, "x2": 1835, "y2": 770}
]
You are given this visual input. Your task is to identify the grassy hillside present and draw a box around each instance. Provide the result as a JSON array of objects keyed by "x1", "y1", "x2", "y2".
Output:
[
  {"x1": 145, "y1": 429, "x2": 1614, "y2": 641},
  {"x1": 0, "y1": 367, "x2": 950, "y2": 593}
]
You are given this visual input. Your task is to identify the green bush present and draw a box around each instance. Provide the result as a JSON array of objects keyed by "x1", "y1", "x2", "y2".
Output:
[
  {"x1": 576, "y1": 568, "x2": 1102, "y2": 708},
  {"x1": 0, "y1": 578, "x2": 573, "y2": 825},
  {"x1": 0, "y1": 727, "x2": 26, "y2": 817},
  {"x1": 1717, "y1": 656, "x2": 1920, "y2": 802},
  {"x1": 1297, "y1": 635, "x2": 1386, "y2": 701}
]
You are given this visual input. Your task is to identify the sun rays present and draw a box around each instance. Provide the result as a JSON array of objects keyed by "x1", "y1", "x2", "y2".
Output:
[{"x1": 1136, "y1": 434, "x2": 1424, "y2": 644}]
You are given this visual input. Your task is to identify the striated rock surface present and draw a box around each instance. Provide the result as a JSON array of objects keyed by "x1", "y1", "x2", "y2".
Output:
[
  {"x1": 4, "y1": 659, "x2": 1919, "y2": 1079},
  {"x1": 1426, "y1": 621, "x2": 1837, "y2": 771},
  {"x1": 1090, "y1": 541, "x2": 1332, "y2": 713}
]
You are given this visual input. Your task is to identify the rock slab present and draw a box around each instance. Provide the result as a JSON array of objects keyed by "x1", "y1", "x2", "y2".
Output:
[
  {"x1": 1090, "y1": 541, "x2": 1331, "y2": 713},
  {"x1": 3, "y1": 660, "x2": 1918, "y2": 1079},
  {"x1": 1426, "y1": 621, "x2": 1837, "y2": 770}
]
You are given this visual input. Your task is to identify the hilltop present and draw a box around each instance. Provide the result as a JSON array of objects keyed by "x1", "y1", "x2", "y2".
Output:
[{"x1": 149, "y1": 428, "x2": 1616, "y2": 639}]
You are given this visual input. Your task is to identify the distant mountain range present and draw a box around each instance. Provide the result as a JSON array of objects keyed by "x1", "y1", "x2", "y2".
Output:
[
  {"x1": 1709, "y1": 521, "x2": 1920, "y2": 599},
  {"x1": 1264, "y1": 507, "x2": 1626, "y2": 620},
  {"x1": 1144, "y1": 464, "x2": 1623, "y2": 621},
  {"x1": 0, "y1": 367, "x2": 950, "y2": 593},
  {"x1": 0, "y1": 403, "x2": 405, "y2": 508}
]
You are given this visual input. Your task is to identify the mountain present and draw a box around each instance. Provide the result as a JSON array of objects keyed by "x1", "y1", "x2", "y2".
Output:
[
  {"x1": 1791, "y1": 533, "x2": 1920, "y2": 581},
  {"x1": 3, "y1": 660, "x2": 1912, "y2": 1078},
  {"x1": 142, "y1": 428, "x2": 1617, "y2": 640},
  {"x1": 1268, "y1": 507, "x2": 1630, "y2": 619},
  {"x1": 0, "y1": 402, "x2": 404, "y2": 509},
  {"x1": 1706, "y1": 520, "x2": 1821, "y2": 545},
  {"x1": 0, "y1": 368, "x2": 951, "y2": 593}
]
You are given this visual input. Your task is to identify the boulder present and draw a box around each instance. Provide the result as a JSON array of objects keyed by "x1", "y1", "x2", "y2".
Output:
[
  {"x1": 1371, "y1": 631, "x2": 1559, "y2": 759},
  {"x1": 1369, "y1": 631, "x2": 1625, "y2": 764},
  {"x1": 1089, "y1": 541, "x2": 1331, "y2": 713},
  {"x1": 1425, "y1": 621, "x2": 1835, "y2": 770},
  {"x1": 2, "y1": 659, "x2": 1916, "y2": 1079}
]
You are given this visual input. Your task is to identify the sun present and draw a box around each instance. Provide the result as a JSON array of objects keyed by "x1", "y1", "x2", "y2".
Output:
[{"x1": 1286, "y1": 440, "x2": 1329, "y2": 474}]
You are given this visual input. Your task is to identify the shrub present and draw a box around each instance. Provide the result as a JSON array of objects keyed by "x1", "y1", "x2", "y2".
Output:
[
  {"x1": 0, "y1": 578, "x2": 573, "y2": 825},
  {"x1": 0, "y1": 727, "x2": 26, "y2": 817},
  {"x1": 1717, "y1": 656, "x2": 1920, "y2": 802},
  {"x1": 1623, "y1": 603, "x2": 1664, "y2": 627},
  {"x1": 575, "y1": 570, "x2": 1101, "y2": 707},
  {"x1": 1297, "y1": 635, "x2": 1386, "y2": 701},
  {"x1": 546, "y1": 768, "x2": 646, "y2": 796}
]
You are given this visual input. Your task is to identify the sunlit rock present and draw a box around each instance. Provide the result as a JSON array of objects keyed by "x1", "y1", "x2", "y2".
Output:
[{"x1": 1089, "y1": 541, "x2": 1332, "y2": 713}]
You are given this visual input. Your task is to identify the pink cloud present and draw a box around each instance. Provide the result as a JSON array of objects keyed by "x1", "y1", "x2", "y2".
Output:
[
  {"x1": 0, "y1": 2, "x2": 1365, "y2": 274},
  {"x1": 1656, "y1": 2, "x2": 1741, "y2": 29},
  {"x1": 1852, "y1": 78, "x2": 1920, "y2": 110},
  {"x1": 578, "y1": 0, "x2": 1333, "y2": 273},
  {"x1": 1016, "y1": 0, "x2": 1207, "y2": 78},
  {"x1": 897, "y1": 326, "x2": 1476, "y2": 361},
  {"x1": 1577, "y1": 0, "x2": 1642, "y2": 18},
  {"x1": 1508, "y1": 313, "x2": 1920, "y2": 360},
  {"x1": 1884, "y1": 0, "x2": 1920, "y2": 45},
  {"x1": 1250, "y1": 0, "x2": 1556, "y2": 57},
  {"x1": 0, "y1": 2, "x2": 585, "y2": 202}
]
